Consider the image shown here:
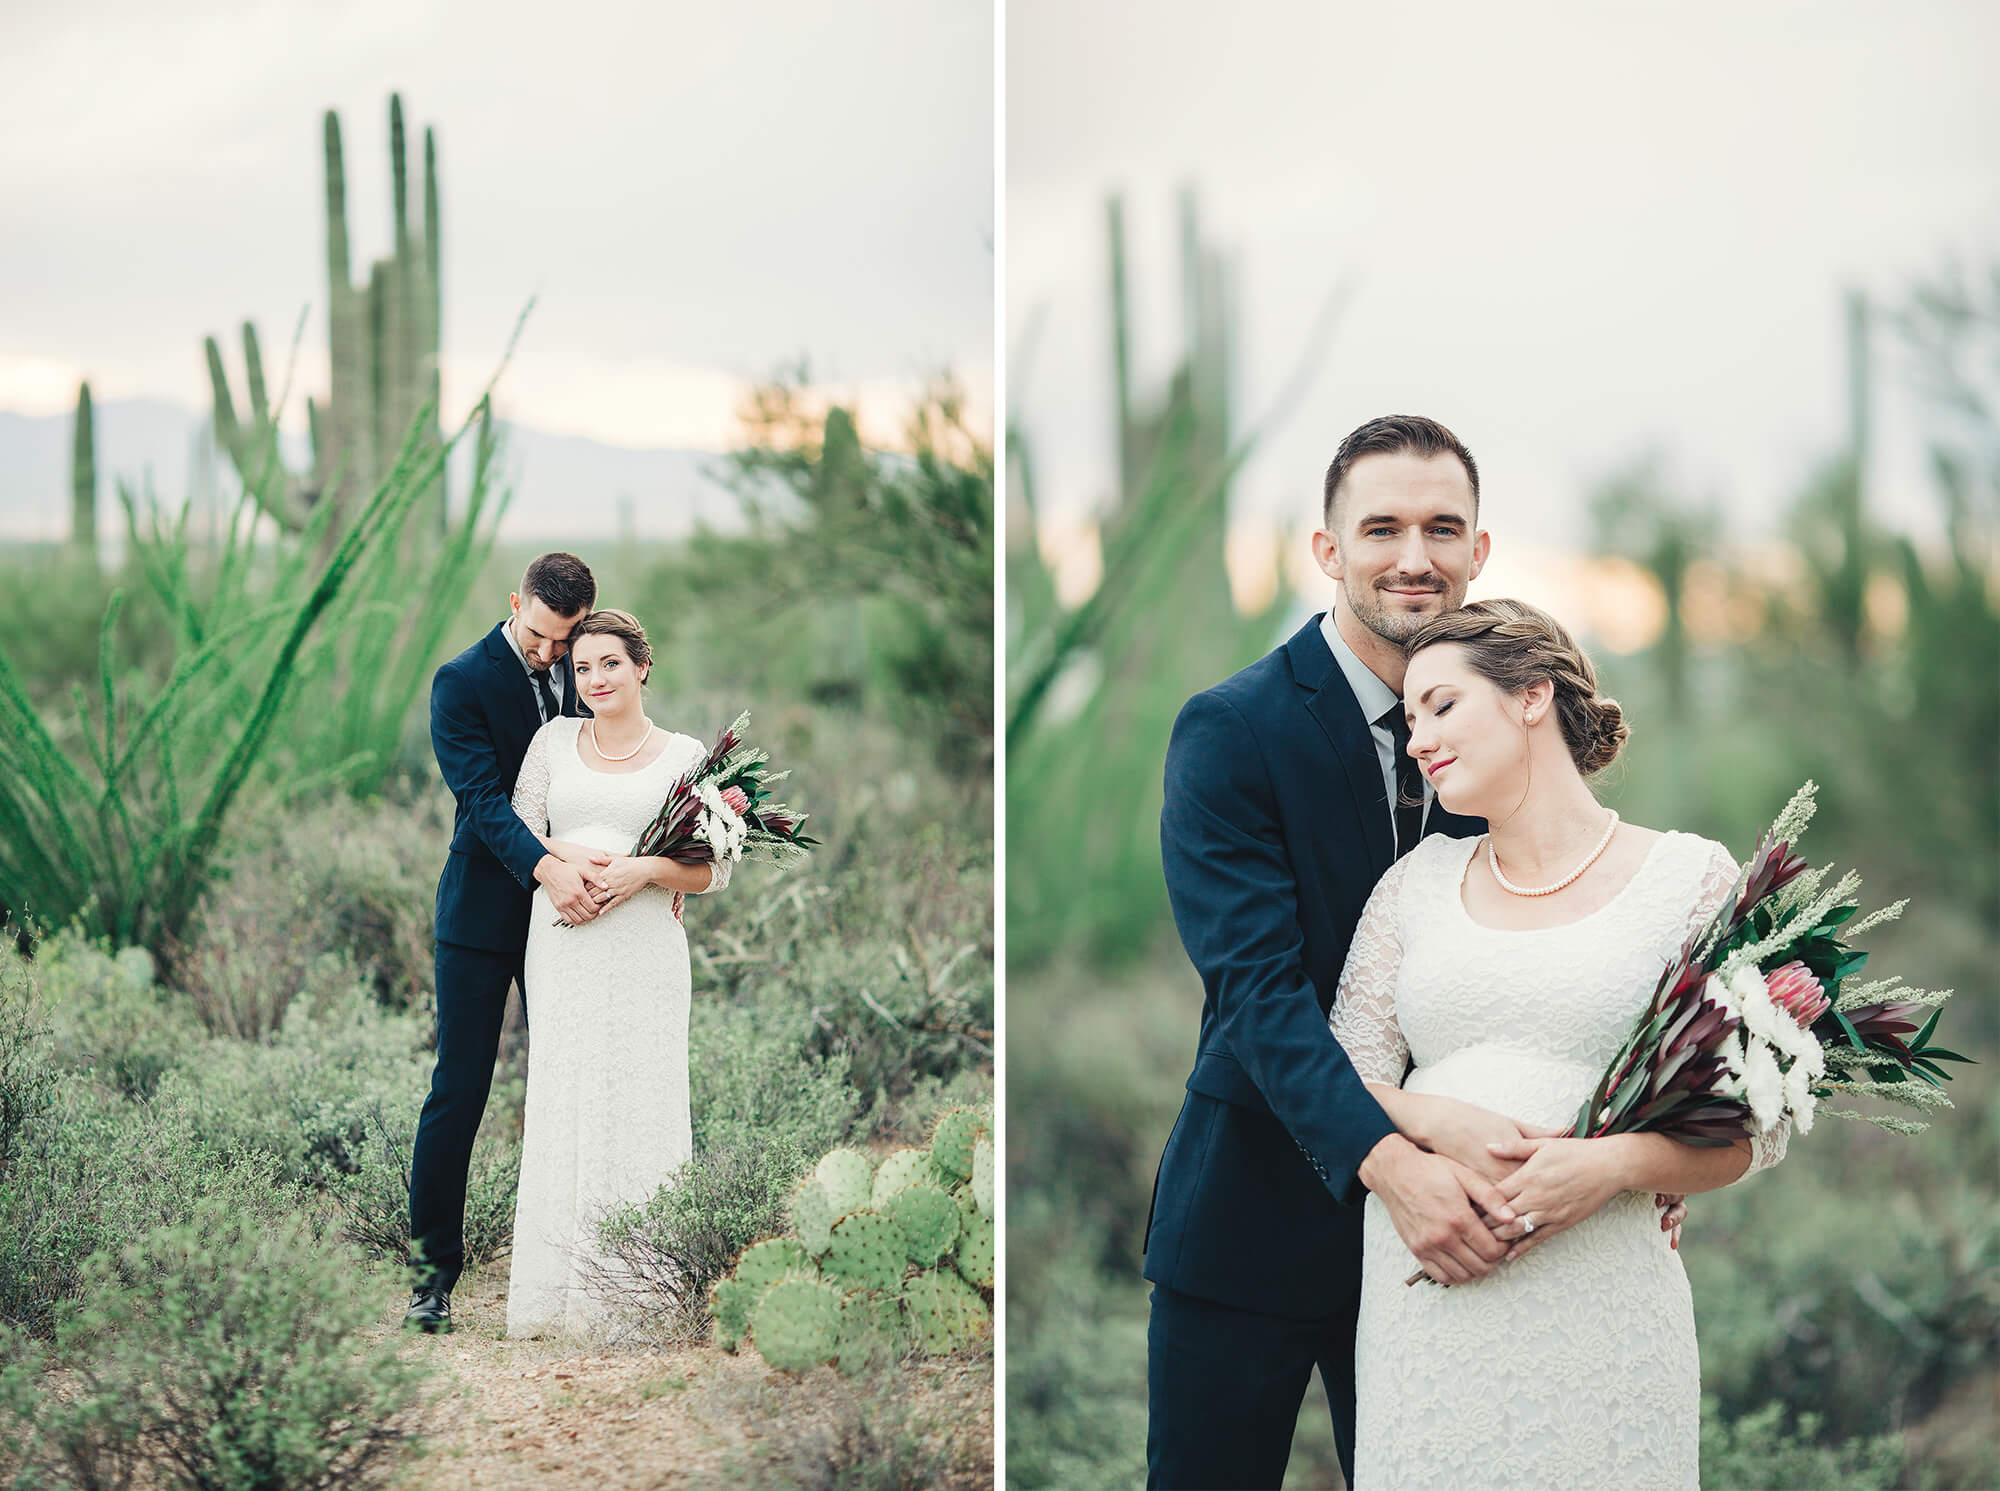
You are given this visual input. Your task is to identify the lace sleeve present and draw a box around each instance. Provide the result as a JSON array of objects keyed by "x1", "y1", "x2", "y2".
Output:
[
  {"x1": 696, "y1": 851, "x2": 732, "y2": 895},
  {"x1": 511, "y1": 723, "x2": 553, "y2": 837},
  {"x1": 1685, "y1": 838, "x2": 1788, "y2": 1179},
  {"x1": 1328, "y1": 853, "x2": 1417, "y2": 1087}
]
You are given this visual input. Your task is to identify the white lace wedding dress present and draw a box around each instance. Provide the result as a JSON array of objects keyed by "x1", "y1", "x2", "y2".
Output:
[
  {"x1": 1329, "y1": 830, "x2": 1787, "y2": 1490},
  {"x1": 503, "y1": 716, "x2": 729, "y2": 1340}
]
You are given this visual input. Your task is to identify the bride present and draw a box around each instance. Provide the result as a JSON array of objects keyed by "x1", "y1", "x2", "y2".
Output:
[
  {"x1": 1329, "y1": 598, "x2": 1787, "y2": 1490},
  {"x1": 503, "y1": 608, "x2": 729, "y2": 1339}
]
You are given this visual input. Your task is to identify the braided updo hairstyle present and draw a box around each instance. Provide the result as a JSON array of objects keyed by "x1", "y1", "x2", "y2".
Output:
[
  {"x1": 1403, "y1": 599, "x2": 1628, "y2": 775},
  {"x1": 571, "y1": 608, "x2": 653, "y2": 684}
]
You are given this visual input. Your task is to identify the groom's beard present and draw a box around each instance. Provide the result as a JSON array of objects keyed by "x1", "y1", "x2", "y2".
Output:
[{"x1": 1347, "y1": 574, "x2": 1453, "y2": 644}]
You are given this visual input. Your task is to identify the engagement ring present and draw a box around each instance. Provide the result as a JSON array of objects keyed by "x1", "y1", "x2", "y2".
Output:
[{"x1": 1522, "y1": 1216, "x2": 1536, "y2": 1234}]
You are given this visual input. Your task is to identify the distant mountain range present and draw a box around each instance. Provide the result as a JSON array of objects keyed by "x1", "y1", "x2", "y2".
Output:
[{"x1": 0, "y1": 400, "x2": 746, "y2": 544}]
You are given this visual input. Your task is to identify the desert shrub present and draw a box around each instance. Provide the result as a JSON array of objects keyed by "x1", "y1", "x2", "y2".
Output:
[
  {"x1": 691, "y1": 996, "x2": 860, "y2": 1159},
  {"x1": 0, "y1": 1205, "x2": 429, "y2": 1490},
  {"x1": 0, "y1": 1075, "x2": 286, "y2": 1338},
  {"x1": 592, "y1": 1135, "x2": 812, "y2": 1342},
  {"x1": 1699, "y1": 1397, "x2": 1911, "y2": 1490},
  {"x1": 156, "y1": 985, "x2": 434, "y2": 1188},
  {"x1": 326, "y1": 1093, "x2": 521, "y2": 1272},
  {"x1": 171, "y1": 790, "x2": 446, "y2": 1032},
  {"x1": 691, "y1": 1364, "x2": 991, "y2": 1491},
  {"x1": 1686, "y1": 1112, "x2": 2000, "y2": 1442},
  {"x1": 30, "y1": 934, "x2": 200, "y2": 1099},
  {"x1": 0, "y1": 960, "x2": 57, "y2": 1186}
]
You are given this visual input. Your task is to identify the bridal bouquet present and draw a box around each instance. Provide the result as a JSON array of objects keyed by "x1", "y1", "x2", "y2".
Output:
[
  {"x1": 554, "y1": 712, "x2": 816, "y2": 926},
  {"x1": 1408, "y1": 782, "x2": 1970, "y2": 1285},
  {"x1": 627, "y1": 710, "x2": 818, "y2": 871},
  {"x1": 1563, "y1": 781, "x2": 1968, "y2": 1151}
]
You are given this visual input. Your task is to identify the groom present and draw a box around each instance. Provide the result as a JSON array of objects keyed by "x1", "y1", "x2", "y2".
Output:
[
  {"x1": 403, "y1": 551, "x2": 606, "y2": 1332},
  {"x1": 1146, "y1": 416, "x2": 1513, "y2": 1488}
]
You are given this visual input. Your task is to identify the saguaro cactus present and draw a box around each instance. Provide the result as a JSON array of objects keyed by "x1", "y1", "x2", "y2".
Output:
[
  {"x1": 71, "y1": 380, "x2": 97, "y2": 561},
  {"x1": 206, "y1": 94, "x2": 444, "y2": 541}
]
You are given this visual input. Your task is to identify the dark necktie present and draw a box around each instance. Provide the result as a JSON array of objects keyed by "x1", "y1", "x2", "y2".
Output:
[
  {"x1": 1377, "y1": 702, "x2": 1425, "y2": 860},
  {"x1": 533, "y1": 668, "x2": 560, "y2": 724}
]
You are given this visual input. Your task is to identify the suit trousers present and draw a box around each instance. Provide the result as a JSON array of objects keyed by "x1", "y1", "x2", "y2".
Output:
[
  {"x1": 1147, "y1": 1282, "x2": 1360, "y2": 1490},
  {"x1": 408, "y1": 938, "x2": 525, "y2": 1293}
]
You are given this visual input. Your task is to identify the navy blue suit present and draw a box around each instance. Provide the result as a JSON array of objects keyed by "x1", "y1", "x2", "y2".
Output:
[
  {"x1": 1145, "y1": 615, "x2": 1483, "y2": 1489},
  {"x1": 409, "y1": 622, "x2": 588, "y2": 1291}
]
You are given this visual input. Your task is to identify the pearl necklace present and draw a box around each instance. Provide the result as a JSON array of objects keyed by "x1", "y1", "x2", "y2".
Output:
[
  {"x1": 1488, "y1": 810, "x2": 1620, "y2": 897},
  {"x1": 590, "y1": 719, "x2": 653, "y2": 763}
]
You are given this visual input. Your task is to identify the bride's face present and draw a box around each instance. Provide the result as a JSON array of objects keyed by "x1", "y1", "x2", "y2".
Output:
[
  {"x1": 572, "y1": 636, "x2": 646, "y2": 715},
  {"x1": 1402, "y1": 642, "x2": 1526, "y2": 816}
]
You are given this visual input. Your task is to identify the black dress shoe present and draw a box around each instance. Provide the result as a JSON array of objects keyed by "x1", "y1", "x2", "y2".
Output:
[{"x1": 403, "y1": 1285, "x2": 452, "y2": 1333}]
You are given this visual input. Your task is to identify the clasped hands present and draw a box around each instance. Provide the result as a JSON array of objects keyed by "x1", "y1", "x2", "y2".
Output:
[
  {"x1": 540, "y1": 846, "x2": 651, "y2": 925},
  {"x1": 1365, "y1": 1095, "x2": 1685, "y2": 1286}
]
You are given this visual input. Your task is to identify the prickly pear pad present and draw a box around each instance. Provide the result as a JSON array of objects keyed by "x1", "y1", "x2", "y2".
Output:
[
  {"x1": 752, "y1": 1278, "x2": 845, "y2": 1372},
  {"x1": 871, "y1": 1147, "x2": 942, "y2": 1208},
  {"x1": 902, "y1": 1266, "x2": 990, "y2": 1356},
  {"x1": 885, "y1": 1182, "x2": 961, "y2": 1268},
  {"x1": 821, "y1": 1211, "x2": 908, "y2": 1294},
  {"x1": 815, "y1": 1147, "x2": 874, "y2": 1216},
  {"x1": 930, "y1": 1107, "x2": 989, "y2": 1182}
]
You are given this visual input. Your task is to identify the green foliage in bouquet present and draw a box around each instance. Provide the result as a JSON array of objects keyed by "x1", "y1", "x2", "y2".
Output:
[{"x1": 711, "y1": 1106, "x2": 995, "y2": 1373}]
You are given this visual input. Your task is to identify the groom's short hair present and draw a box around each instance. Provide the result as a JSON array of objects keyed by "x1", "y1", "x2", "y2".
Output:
[
  {"x1": 1322, "y1": 415, "x2": 1480, "y2": 530},
  {"x1": 521, "y1": 552, "x2": 597, "y2": 618}
]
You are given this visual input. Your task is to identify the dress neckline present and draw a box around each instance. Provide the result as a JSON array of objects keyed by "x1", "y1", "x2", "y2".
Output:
[
  {"x1": 567, "y1": 717, "x2": 684, "y2": 778},
  {"x1": 1450, "y1": 829, "x2": 1680, "y2": 934}
]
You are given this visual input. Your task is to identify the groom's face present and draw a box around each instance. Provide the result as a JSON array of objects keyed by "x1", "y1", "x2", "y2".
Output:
[
  {"x1": 1313, "y1": 451, "x2": 1487, "y2": 645},
  {"x1": 510, "y1": 593, "x2": 587, "y2": 671}
]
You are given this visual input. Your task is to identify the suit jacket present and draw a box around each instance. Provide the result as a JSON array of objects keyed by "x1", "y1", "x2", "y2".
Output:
[
  {"x1": 1144, "y1": 614, "x2": 1485, "y2": 1319},
  {"x1": 431, "y1": 622, "x2": 591, "y2": 954}
]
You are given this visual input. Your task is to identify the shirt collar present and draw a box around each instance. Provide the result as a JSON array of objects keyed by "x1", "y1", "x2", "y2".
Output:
[{"x1": 1319, "y1": 610, "x2": 1401, "y2": 725}]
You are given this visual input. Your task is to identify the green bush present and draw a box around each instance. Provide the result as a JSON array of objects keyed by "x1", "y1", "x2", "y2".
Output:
[
  {"x1": 31, "y1": 934, "x2": 201, "y2": 1099},
  {"x1": 0, "y1": 1073, "x2": 286, "y2": 1338},
  {"x1": 593, "y1": 1136, "x2": 812, "y2": 1343},
  {"x1": 326, "y1": 1093, "x2": 520, "y2": 1273},
  {"x1": 0, "y1": 1205, "x2": 429, "y2": 1490},
  {"x1": 692, "y1": 996, "x2": 860, "y2": 1160},
  {"x1": 173, "y1": 790, "x2": 446, "y2": 1034},
  {"x1": 1699, "y1": 1397, "x2": 1911, "y2": 1490}
]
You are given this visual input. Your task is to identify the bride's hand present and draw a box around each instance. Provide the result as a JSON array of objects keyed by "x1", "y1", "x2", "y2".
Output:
[
  {"x1": 588, "y1": 855, "x2": 655, "y2": 913},
  {"x1": 1415, "y1": 1096, "x2": 1561, "y2": 1185},
  {"x1": 1483, "y1": 1136, "x2": 1627, "y2": 1260}
]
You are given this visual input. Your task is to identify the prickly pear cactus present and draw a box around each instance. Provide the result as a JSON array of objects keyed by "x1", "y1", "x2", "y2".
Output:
[
  {"x1": 736, "y1": 1237, "x2": 809, "y2": 1289},
  {"x1": 821, "y1": 1211, "x2": 908, "y2": 1295},
  {"x1": 815, "y1": 1147, "x2": 874, "y2": 1216},
  {"x1": 885, "y1": 1183, "x2": 960, "y2": 1269},
  {"x1": 789, "y1": 1178, "x2": 834, "y2": 1257},
  {"x1": 953, "y1": 1187, "x2": 994, "y2": 1290},
  {"x1": 711, "y1": 1277, "x2": 761, "y2": 1352},
  {"x1": 837, "y1": 1290, "x2": 905, "y2": 1377},
  {"x1": 971, "y1": 1136, "x2": 994, "y2": 1220},
  {"x1": 930, "y1": 1107, "x2": 989, "y2": 1183},
  {"x1": 752, "y1": 1278, "x2": 844, "y2": 1372},
  {"x1": 872, "y1": 1147, "x2": 942, "y2": 1208},
  {"x1": 902, "y1": 1267, "x2": 991, "y2": 1356}
]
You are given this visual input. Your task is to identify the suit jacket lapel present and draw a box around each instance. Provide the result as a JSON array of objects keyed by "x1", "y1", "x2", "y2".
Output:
[
  {"x1": 482, "y1": 621, "x2": 543, "y2": 739},
  {"x1": 1287, "y1": 617, "x2": 1396, "y2": 873}
]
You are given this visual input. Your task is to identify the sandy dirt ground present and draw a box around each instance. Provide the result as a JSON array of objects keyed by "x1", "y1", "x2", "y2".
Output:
[{"x1": 372, "y1": 1262, "x2": 994, "y2": 1491}]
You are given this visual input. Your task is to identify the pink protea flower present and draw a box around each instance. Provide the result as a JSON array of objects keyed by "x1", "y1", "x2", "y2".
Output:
[
  {"x1": 721, "y1": 786, "x2": 751, "y2": 815},
  {"x1": 1765, "y1": 960, "x2": 1829, "y2": 1027}
]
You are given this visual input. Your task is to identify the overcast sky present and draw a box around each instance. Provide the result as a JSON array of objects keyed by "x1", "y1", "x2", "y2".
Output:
[
  {"x1": 1, "y1": 0, "x2": 992, "y2": 450},
  {"x1": 1009, "y1": 0, "x2": 1998, "y2": 562}
]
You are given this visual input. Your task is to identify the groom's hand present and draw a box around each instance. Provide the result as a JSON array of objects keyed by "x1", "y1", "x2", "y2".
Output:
[
  {"x1": 535, "y1": 855, "x2": 602, "y2": 925},
  {"x1": 1359, "y1": 1133, "x2": 1514, "y2": 1285}
]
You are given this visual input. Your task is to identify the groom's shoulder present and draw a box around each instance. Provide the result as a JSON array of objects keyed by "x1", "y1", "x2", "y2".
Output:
[
  {"x1": 436, "y1": 626, "x2": 501, "y2": 688},
  {"x1": 1195, "y1": 636, "x2": 1295, "y2": 717}
]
